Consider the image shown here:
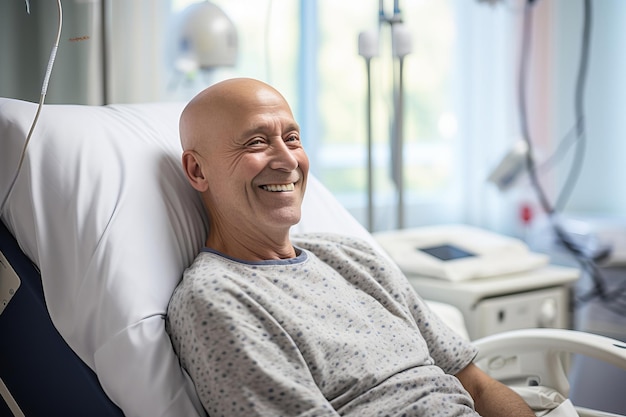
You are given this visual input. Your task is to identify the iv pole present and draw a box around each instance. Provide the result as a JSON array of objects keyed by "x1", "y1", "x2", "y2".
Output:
[
  {"x1": 359, "y1": 0, "x2": 412, "y2": 231},
  {"x1": 358, "y1": 30, "x2": 378, "y2": 232}
]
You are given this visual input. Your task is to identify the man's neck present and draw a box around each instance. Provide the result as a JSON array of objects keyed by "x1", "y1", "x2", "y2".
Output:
[{"x1": 206, "y1": 227, "x2": 296, "y2": 261}]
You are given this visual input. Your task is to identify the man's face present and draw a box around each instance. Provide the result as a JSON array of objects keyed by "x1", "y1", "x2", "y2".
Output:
[{"x1": 197, "y1": 87, "x2": 309, "y2": 235}]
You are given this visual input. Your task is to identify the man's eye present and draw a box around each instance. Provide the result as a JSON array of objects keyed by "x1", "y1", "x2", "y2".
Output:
[
  {"x1": 248, "y1": 138, "x2": 265, "y2": 146},
  {"x1": 286, "y1": 135, "x2": 299, "y2": 143}
]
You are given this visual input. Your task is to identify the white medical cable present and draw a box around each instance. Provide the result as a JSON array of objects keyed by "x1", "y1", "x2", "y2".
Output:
[
  {"x1": 0, "y1": 376, "x2": 25, "y2": 417},
  {"x1": 0, "y1": 0, "x2": 63, "y2": 216}
]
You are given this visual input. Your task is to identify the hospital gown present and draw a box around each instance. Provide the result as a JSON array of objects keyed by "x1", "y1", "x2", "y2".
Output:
[{"x1": 166, "y1": 233, "x2": 479, "y2": 416}]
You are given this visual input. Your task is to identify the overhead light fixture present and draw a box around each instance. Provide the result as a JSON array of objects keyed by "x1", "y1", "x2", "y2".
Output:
[{"x1": 176, "y1": 1, "x2": 238, "y2": 73}]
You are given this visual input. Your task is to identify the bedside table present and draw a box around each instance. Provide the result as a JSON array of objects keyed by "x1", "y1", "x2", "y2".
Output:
[{"x1": 407, "y1": 265, "x2": 580, "y2": 340}]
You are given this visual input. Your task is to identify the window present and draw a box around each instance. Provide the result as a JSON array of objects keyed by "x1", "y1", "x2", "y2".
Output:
[
  {"x1": 313, "y1": 1, "x2": 460, "y2": 231},
  {"x1": 166, "y1": 0, "x2": 518, "y2": 233}
]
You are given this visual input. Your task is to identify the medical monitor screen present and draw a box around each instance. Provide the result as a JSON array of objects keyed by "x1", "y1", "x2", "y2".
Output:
[{"x1": 418, "y1": 244, "x2": 476, "y2": 261}]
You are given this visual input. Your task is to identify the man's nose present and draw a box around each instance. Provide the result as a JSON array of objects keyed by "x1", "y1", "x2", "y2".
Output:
[{"x1": 269, "y1": 141, "x2": 299, "y2": 171}]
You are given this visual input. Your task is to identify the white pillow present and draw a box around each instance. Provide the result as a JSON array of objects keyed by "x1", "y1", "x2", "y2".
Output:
[
  {"x1": 0, "y1": 97, "x2": 382, "y2": 416},
  {"x1": 1, "y1": 98, "x2": 206, "y2": 416}
]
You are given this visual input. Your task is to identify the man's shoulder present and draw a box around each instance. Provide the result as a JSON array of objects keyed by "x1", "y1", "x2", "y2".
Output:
[
  {"x1": 291, "y1": 232, "x2": 383, "y2": 263},
  {"x1": 291, "y1": 232, "x2": 373, "y2": 250},
  {"x1": 181, "y1": 249, "x2": 237, "y2": 282}
]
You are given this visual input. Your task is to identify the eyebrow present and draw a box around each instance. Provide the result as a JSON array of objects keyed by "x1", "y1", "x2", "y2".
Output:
[{"x1": 240, "y1": 120, "x2": 300, "y2": 140}]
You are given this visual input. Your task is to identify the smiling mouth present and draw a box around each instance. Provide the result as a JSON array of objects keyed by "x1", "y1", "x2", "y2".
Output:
[{"x1": 260, "y1": 183, "x2": 296, "y2": 192}]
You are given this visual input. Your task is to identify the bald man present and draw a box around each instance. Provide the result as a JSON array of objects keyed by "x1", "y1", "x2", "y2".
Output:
[
  {"x1": 178, "y1": 77, "x2": 308, "y2": 261},
  {"x1": 166, "y1": 78, "x2": 535, "y2": 417}
]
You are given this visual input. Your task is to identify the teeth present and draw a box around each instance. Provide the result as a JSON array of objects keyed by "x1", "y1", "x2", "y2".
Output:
[{"x1": 261, "y1": 183, "x2": 295, "y2": 192}]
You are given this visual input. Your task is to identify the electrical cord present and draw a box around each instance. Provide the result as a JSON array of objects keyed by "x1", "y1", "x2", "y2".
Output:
[
  {"x1": 0, "y1": 0, "x2": 63, "y2": 217},
  {"x1": 554, "y1": 0, "x2": 591, "y2": 213},
  {"x1": 518, "y1": 0, "x2": 626, "y2": 315},
  {"x1": 536, "y1": 124, "x2": 577, "y2": 175}
]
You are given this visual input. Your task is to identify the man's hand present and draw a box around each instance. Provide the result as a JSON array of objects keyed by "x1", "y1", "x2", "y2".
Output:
[{"x1": 456, "y1": 363, "x2": 536, "y2": 417}]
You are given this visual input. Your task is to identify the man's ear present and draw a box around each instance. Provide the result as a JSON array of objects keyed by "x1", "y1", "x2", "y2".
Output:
[{"x1": 182, "y1": 150, "x2": 209, "y2": 192}]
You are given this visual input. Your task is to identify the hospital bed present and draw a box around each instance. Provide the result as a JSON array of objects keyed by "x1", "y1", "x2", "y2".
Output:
[{"x1": 1, "y1": 97, "x2": 625, "y2": 417}]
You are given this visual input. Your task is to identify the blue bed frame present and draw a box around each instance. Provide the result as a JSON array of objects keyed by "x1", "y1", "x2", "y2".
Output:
[{"x1": 0, "y1": 221, "x2": 124, "y2": 416}]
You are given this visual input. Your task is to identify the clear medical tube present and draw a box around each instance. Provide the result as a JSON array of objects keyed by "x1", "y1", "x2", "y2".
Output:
[{"x1": 0, "y1": 0, "x2": 63, "y2": 216}]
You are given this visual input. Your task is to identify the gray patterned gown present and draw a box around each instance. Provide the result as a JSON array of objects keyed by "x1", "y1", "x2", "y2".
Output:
[{"x1": 166, "y1": 233, "x2": 479, "y2": 417}]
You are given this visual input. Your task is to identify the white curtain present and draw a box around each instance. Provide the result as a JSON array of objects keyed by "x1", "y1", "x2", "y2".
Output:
[
  {"x1": 452, "y1": 0, "x2": 524, "y2": 235},
  {"x1": 105, "y1": 0, "x2": 171, "y2": 104}
]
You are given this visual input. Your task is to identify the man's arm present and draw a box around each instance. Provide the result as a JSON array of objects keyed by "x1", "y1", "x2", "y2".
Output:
[{"x1": 456, "y1": 363, "x2": 536, "y2": 417}]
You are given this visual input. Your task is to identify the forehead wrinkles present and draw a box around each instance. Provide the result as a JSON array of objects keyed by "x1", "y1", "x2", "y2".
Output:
[
  {"x1": 241, "y1": 110, "x2": 299, "y2": 139},
  {"x1": 242, "y1": 92, "x2": 297, "y2": 135},
  {"x1": 182, "y1": 81, "x2": 296, "y2": 151}
]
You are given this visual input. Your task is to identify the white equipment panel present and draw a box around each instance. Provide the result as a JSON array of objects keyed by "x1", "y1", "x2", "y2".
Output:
[
  {"x1": 0, "y1": 250, "x2": 21, "y2": 316},
  {"x1": 407, "y1": 265, "x2": 580, "y2": 340},
  {"x1": 375, "y1": 224, "x2": 549, "y2": 282}
]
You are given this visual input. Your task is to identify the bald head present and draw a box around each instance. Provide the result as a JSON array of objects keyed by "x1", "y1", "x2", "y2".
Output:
[
  {"x1": 178, "y1": 78, "x2": 309, "y2": 259},
  {"x1": 179, "y1": 78, "x2": 294, "y2": 153}
]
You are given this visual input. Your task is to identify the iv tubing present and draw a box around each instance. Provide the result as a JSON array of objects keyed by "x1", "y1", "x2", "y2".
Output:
[{"x1": 0, "y1": 0, "x2": 63, "y2": 216}]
